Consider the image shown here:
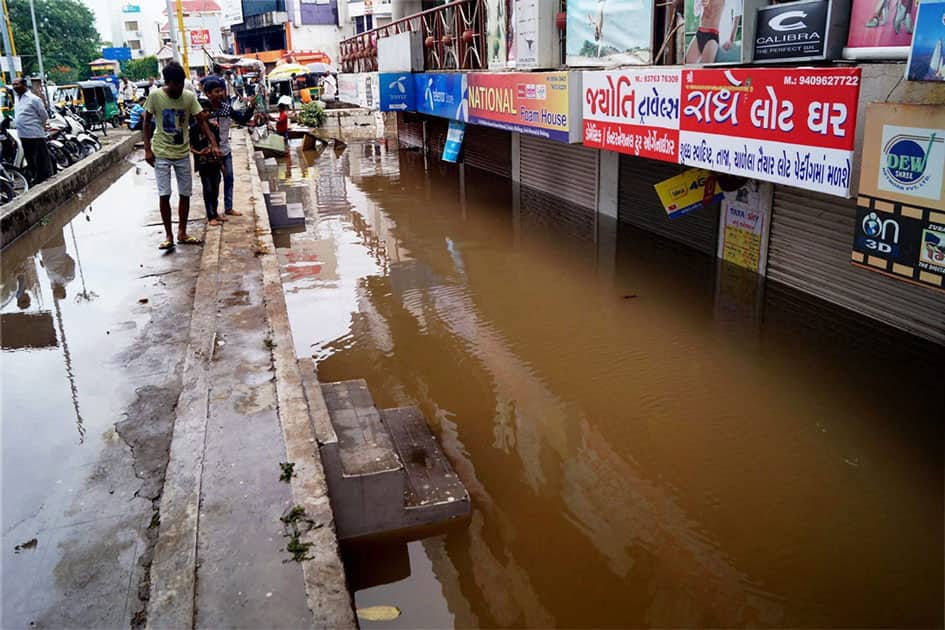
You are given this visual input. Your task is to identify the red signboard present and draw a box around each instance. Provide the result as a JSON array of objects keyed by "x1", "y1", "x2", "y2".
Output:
[
  {"x1": 190, "y1": 29, "x2": 211, "y2": 47},
  {"x1": 678, "y1": 67, "x2": 861, "y2": 196}
]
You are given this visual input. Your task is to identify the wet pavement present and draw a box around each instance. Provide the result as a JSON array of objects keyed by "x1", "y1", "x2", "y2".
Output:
[
  {"x1": 1, "y1": 155, "x2": 203, "y2": 628},
  {"x1": 272, "y1": 140, "x2": 944, "y2": 628}
]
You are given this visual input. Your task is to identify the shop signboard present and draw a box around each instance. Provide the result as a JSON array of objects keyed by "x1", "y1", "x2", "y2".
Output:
[
  {"x1": 487, "y1": 0, "x2": 515, "y2": 69},
  {"x1": 443, "y1": 120, "x2": 466, "y2": 163},
  {"x1": 853, "y1": 103, "x2": 945, "y2": 291},
  {"x1": 753, "y1": 0, "x2": 850, "y2": 62},
  {"x1": 122, "y1": 3, "x2": 140, "y2": 12},
  {"x1": 654, "y1": 168, "x2": 723, "y2": 218},
  {"x1": 718, "y1": 181, "x2": 773, "y2": 272},
  {"x1": 379, "y1": 73, "x2": 415, "y2": 111},
  {"x1": 905, "y1": 0, "x2": 945, "y2": 81},
  {"x1": 582, "y1": 68, "x2": 681, "y2": 162},
  {"x1": 566, "y1": 0, "x2": 653, "y2": 67},
  {"x1": 190, "y1": 29, "x2": 212, "y2": 47},
  {"x1": 467, "y1": 71, "x2": 580, "y2": 143},
  {"x1": 684, "y1": 0, "x2": 765, "y2": 64},
  {"x1": 845, "y1": 0, "x2": 918, "y2": 58},
  {"x1": 219, "y1": 0, "x2": 243, "y2": 26},
  {"x1": 678, "y1": 67, "x2": 861, "y2": 197},
  {"x1": 414, "y1": 73, "x2": 469, "y2": 121}
]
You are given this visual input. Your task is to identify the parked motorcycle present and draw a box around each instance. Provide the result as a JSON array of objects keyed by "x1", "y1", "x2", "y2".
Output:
[
  {"x1": 50, "y1": 105, "x2": 100, "y2": 157},
  {"x1": 0, "y1": 117, "x2": 31, "y2": 192}
]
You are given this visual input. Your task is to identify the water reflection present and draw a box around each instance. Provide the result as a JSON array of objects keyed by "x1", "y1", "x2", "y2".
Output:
[{"x1": 270, "y1": 141, "x2": 944, "y2": 629}]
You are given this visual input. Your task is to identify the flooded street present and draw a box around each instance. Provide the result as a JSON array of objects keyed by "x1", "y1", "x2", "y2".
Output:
[
  {"x1": 274, "y1": 140, "x2": 943, "y2": 628},
  {"x1": 1, "y1": 158, "x2": 202, "y2": 627}
]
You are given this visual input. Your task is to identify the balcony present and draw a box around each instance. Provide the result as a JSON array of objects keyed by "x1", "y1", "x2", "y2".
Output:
[{"x1": 339, "y1": 0, "x2": 485, "y2": 73}]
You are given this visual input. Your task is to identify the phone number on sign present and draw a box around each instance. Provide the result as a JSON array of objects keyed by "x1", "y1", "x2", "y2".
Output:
[{"x1": 793, "y1": 74, "x2": 860, "y2": 87}]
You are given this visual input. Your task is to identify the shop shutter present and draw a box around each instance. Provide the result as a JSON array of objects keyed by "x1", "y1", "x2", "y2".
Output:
[
  {"x1": 520, "y1": 135, "x2": 598, "y2": 210},
  {"x1": 396, "y1": 113, "x2": 423, "y2": 149},
  {"x1": 767, "y1": 186, "x2": 945, "y2": 344},
  {"x1": 426, "y1": 117, "x2": 449, "y2": 160},
  {"x1": 463, "y1": 125, "x2": 512, "y2": 179},
  {"x1": 617, "y1": 155, "x2": 720, "y2": 256}
]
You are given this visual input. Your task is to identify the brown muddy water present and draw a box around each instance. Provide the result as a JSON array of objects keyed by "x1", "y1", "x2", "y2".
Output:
[{"x1": 273, "y1": 140, "x2": 943, "y2": 629}]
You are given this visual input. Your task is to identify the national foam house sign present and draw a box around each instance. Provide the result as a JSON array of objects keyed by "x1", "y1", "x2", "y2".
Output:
[{"x1": 853, "y1": 103, "x2": 945, "y2": 292}]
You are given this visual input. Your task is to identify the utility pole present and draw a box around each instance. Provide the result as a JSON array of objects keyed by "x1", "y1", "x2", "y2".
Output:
[
  {"x1": 0, "y1": 2, "x2": 15, "y2": 84},
  {"x1": 1, "y1": 0, "x2": 18, "y2": 77},
  {"x1": 165, "y1": 0, "x2": 181, "y2": 63},
  {"x1": 28, "y1": 0, "x2": 46, "y2": 109},
  {"x1": 175, "y1": 0, "x2": 189, "y2": 73}
]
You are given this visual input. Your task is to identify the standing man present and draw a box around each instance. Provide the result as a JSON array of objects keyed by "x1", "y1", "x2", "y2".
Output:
[
  {"x1": 12, "y1": 78, "x2": 53, "y2": 185},
  {"x1": 142, "y1": 61, "x2": 219, "y2": 250},
  {"x1": 120, "y1": 77, "x2": 136, "y2": 109},
  {"x1": 201, "y1": 77, "x2": 255, "y2": 218}
]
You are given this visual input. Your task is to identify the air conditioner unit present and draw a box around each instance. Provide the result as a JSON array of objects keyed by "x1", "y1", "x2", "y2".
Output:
[{"x1": 135, "y1": 31, "x2": 142, "y2": 36}]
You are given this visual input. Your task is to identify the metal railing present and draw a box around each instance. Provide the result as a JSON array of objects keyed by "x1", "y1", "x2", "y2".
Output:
[{"x1": 339, "y1": 0, "x2": 486, "y2": 73}]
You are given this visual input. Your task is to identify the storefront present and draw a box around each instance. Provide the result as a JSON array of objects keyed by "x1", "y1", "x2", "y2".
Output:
[{"x1": 463, "y1": 126, "x2": 512, "y2": 179}]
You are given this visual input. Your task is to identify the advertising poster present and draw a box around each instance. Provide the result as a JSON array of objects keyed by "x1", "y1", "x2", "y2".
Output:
[
  {"x1": 339, "y1": 74, "x2": 360, "y2": 104},
  {"x1": 414, "y1": 73, "x2": 469, "y2": 121},
  {"x1": 906, "y1": 0, "x2": 945, "y2": 81},
  {"x1": 443, "y1": 121, "x2": 467, "y2": 163},
  {"x1": 467, "y1": 72, "x2": 579, "y2": 143},
  {"x1": 754, "y1": 0, "x2": 829, "y2": 61},
  {"x1": 582, "y1": 69, "x2": 681, "y2": 162},
  {"x1": 487, "y1": 0, "x2": 515, "y2": 69},
  {"x1": 566, "y1": 0, "x2": 654, "y2": 66},
  {"x1": 684, "y1": 0, "x2": 744, "y2": 63},
  {"x1": 846, "y1": 0, "x2": 918, "y2": 53},
  {"x1": 853, "y1": 103, "x2": 945, "y2": 291},
  {"x1": 678, "y1": 67, "x2": 861, "y2": 197},
  {"x1": 718, "y1": 181, "x2": 773, "y2": 272},
  {"x1": 379, "y1": 73, "x2": 414, "y2": 111},
  {"x1": 653, "y1": 168, "x2": 723, "y2": 218},
  {"x1": 515, "y1": 0, "x2": 540, "y2": 67}
]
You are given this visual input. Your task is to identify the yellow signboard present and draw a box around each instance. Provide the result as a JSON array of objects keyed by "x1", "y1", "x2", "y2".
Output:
[{"x1": 653, "y1": 168, "x2": 722, "y2": 219}]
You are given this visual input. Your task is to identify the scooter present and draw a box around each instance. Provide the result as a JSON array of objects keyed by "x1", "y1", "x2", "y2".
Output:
[
  {"x1": 0, "y1": 117, "x2": 32, "y2": 193},
  {"x1": 50, "y1": 105, "x2": 100, "y2": 157}
]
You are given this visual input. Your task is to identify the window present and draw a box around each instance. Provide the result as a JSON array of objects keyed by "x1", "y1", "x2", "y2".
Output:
[
  {"x1": 354, "y1": 14, "x2": 373, "y2": 33},
  {"x1": 128, "y1": 39, "x2": 141, "y2": 50},
  {"x1": 124, "y1": 20, "x2": 138, "y2": 31}
]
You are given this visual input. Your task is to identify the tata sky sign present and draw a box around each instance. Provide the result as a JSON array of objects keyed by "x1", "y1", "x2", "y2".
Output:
[{"x1": 379, "y1": 72, "x2": 469, "y2": 121}]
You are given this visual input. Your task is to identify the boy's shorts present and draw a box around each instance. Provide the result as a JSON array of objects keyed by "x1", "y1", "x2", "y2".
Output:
[{"x1": 155, "y1": 156, "x2": 193, "y2": 197}]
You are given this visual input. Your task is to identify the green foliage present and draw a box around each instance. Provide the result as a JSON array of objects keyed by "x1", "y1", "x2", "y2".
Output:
[
  {"x1": 8, "y1": 0, "x2": 100, "y2": 79},
  {"x1": 48, "y1": 65, "x2": 78, "y2": 84},
  {"x1": 299, "y1": 101, "x2": 326, "y2": 128},
  {"x1": 123, "y1": 56, "x2": 158, "y2": 81}
]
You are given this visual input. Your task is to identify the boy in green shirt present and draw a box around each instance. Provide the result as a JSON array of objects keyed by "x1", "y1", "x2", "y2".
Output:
[{"x1": 142, "y1": 61, "x2": 219, "y2": 249}]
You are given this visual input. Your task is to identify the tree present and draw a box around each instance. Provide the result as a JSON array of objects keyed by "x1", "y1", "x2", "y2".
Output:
[
  {"x1": 7, "y1": 0, "x2": 100, "y2": 80},
  {"x1": 123, "y1": 56, "x2": 158, "y2": 81}
]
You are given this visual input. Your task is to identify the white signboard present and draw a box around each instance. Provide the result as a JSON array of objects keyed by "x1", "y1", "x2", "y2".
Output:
[
  {"x1": 0, "y1": 56, "x2": 23, "y2": 73},
  {"x1": 219, "y1": 0, "x2": 243, "y2": 27}
]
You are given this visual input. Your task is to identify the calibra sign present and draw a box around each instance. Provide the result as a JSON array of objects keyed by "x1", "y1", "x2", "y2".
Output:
[{"x1": 583, "y1": 67, "x2": 862, "y2": 197}]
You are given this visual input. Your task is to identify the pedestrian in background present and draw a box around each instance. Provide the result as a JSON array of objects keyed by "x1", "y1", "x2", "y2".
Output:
[
  {"x1": 120, "y1": 76, "x2": 136, "y2": 109},
  {"x1": 11, "y1": 77, "x2": 52, "y2": 185},
  {"x1": 128, "y1": 96, "x2": 146, "y2": 131},
  {"x1": 200, "y1": 76, "x2": 255, "y2": 218},
  {"x1": 190, "y1": 93, "x2": 224, "y2": 227},
  {"x1": 142, "y1": 61, "x2": 219, "y2": 250}
]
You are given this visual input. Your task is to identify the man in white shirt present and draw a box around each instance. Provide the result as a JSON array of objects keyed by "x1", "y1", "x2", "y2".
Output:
[{"x1": 12, "y1": 77, "x2": 52, "y2": 184}]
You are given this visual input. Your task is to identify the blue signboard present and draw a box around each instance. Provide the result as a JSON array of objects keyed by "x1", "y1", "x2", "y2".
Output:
[
  {"x1": 102, "y1": 47, "x2": 132, "y2": 61},
  {"x1": 379, "y1": 73, "x2": 415, "y2": 112},
  {"x1": 442, "y1": 120, "x2": 466, "y2": 163},
  {"x1": 414, "y1": 73, "x2": 467, "y2": 121},
  {"x1": 122, "y1": 3, "x2": 140, "y2": 12}
]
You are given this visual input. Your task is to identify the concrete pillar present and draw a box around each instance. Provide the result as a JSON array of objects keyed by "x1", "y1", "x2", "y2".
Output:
[{"x1": 597, "y1": 150, "x2": 618, "y2": 220}]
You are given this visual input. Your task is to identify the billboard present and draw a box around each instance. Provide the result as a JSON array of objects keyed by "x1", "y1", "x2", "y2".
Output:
[
  {"x1": 190, "y1": 29, "x2": 211, "y2": 47},
  {"x1": 415, "y1": 73, "x2": 469, "y2": 120},
  {"x1": 582, "y1": 68, "x2": 681, "y2": 162},
  {"x1": 467, "y1": 71, "x2": 581, "y2": 143},
  {"x1": 684, "y1": 0, "x2": 747, "y2": 63},
  {"x1": 219, "y1": 0, "x2": 244, "y2": 27},
  {"x1": 566, "y1": 0, "x2": 653, "y2": 66},
  {"x1": 102, "y1": 47, "x2": 132, "y2": 61},
  {"x1": 906, "y1": 0, "x2": 945, "y2": 81},
  {"x1": 487, "y1": 0, "x2": 515, "y2": 68},
  {"x1": 678, "y1": 67, "x2": 861, "y2": 197},
  {"x1": 654, "y1": 168, "x2": 723, "y2": 218},
  {"x1": 845, "y1": 0, "x2": 918, "y2": 56},
  {"x1": 379, "y1": 73, "x2": 415, "y2": 111},
  {"x1": 753, "y1": 0, "x2": 848, "y2": 62}
]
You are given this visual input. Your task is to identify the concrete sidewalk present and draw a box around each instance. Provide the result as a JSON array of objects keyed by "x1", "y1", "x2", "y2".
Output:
[{"x1": 147, "y1": 133, "x2": 354, "y2": 629}]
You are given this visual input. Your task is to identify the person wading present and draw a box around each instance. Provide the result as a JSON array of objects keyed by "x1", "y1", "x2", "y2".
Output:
[
  {"x1": 142, "y1": 61, "x2": 219, "y2": 250},
  {"x1": 11, "y1": 78, "x2": 53, "y2": 185}
]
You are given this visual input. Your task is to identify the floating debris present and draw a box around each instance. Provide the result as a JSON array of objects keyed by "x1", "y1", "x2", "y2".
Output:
[
  {"x1": 14, "y1": 538, "x2": 37, "y2": 553},
  {"x1": 357, "y1": 606, "x2": 402, "y2": 622}
]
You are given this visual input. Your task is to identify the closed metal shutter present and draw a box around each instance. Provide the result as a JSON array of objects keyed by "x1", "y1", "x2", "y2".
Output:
[
  {"x1": 767, "y1": 186, "x2": 945, "y2": 344},
  {"x1": 397, "y1": 113, "x2": 423, "y2": 149},
  {"x1": 617, "y1": 155, "x2": 720, "y2": 256},
  {"x1": 520, "y1": 135, "x2": 598, "y2": 210},
  {"x1": 463, "y1": 125, "x2": 512, "y2": 179},
  {"x1": 426, "y1": 117, "x2": 449, "y2": 160}
]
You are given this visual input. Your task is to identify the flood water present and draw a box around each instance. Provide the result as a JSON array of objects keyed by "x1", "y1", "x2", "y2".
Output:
[{"x1": 273, "y1": 140, "x2": 943, "y2": 628}]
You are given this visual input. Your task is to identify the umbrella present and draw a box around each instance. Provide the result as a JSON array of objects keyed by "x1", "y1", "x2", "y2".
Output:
[
  {"x1": 268, "y1": 63, "x2": 310, "y2": 80},
  {"x1": 306, "y1": 62, "x2": 331, "y2": 75}
]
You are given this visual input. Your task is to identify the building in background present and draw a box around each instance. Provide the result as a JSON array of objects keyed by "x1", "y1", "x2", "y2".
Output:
[
  {"x1": 84, "y1": 0, "x2": 164, "y2": 58},
  {"x1": 160, "y1": 0, "x2": 225, "y2": 72},
  {"x1": 229, "y1": 0, "x2": 348, "y2": 67}
]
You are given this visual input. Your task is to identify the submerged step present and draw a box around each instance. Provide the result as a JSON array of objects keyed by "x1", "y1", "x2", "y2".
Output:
[{"x1": 381, "y1": 407, "x2": 469, "y2": 510}]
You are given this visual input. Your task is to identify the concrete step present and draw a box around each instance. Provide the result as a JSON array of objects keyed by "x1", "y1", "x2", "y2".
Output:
[
  {"x1": 321, "y1": 380, "x2": 401, "y2": 477},
  {"x1": 381, "y1": 406, "x2": 470, "y2": 520}
]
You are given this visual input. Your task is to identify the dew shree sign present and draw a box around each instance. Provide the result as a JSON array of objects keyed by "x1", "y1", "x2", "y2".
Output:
[{"x1": 852, "y1": 103, "x2": 945, "y2": 292}]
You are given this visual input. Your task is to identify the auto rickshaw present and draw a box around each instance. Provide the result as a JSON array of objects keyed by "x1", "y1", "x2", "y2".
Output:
[
  {"x1": 53, "y1": 84, "x2": 83, "y2": 109},
  {"x1": 0, "y1": 85, "x2": 13, "y2": 120},
  {"x1": 77, "y1": 81, "x2": 122, "y2": 129}
]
